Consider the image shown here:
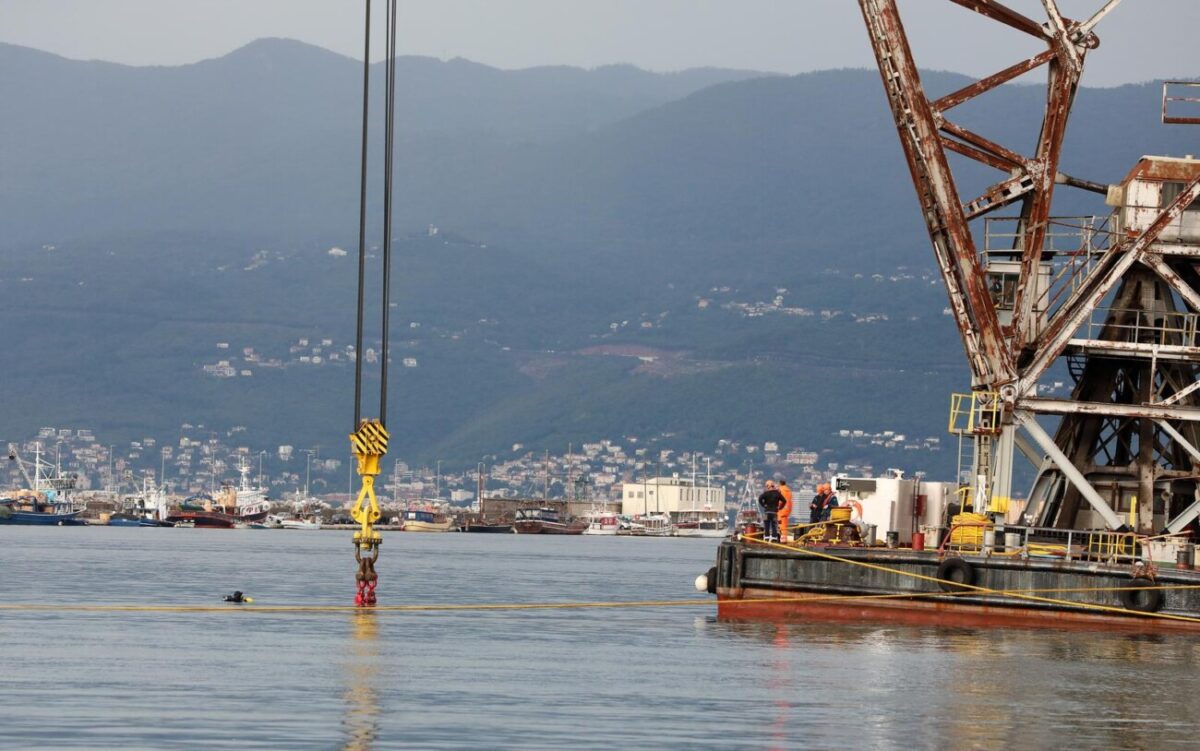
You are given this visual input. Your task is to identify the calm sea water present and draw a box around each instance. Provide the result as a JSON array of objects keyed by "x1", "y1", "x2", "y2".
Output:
[{"x1": 2, "y1": 527, "x2": 1199, "y2": 750}]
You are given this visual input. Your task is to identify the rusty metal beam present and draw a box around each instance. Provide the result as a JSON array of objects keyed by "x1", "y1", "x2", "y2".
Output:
[
  {"x1": 1009, "y1": 58, "x2": 1084, "y2": 348},
  {"x1": 932, "y1": 49, "x2": 1056, "y2": 113},
  {"x1": 941, "y1": 135, "x2": 1019, "y2": 173},
  {"x1": 1149, "y1": 243, "x2": 1200, "y2": 257},
  {"x1": 938, "y1": 120, "x2": 1028, "y2": 171},
  {"x1": 1066, "y1": 339, "x2": 1200, "y2": 363},
  {"x1": 1022, "y1": 397, "x2": 1200, "y2": 422},
  {"x1": 946, "y1": 0, "x2": 1050, "y2": 40},
  {"x1": 1041, "y1": 0, "x2": 1082, "y2": 73},
  {"x1": 1160, "y1": 379, "x2": 1200, "y2": 408},
  {"x1": 1020, "y1": 176, "x2": 1200, "y2": 393},
  {"x1": 1139, "y1": 253, "x2": 1200, "y2": 312},
  {"x1": 1055, "y1": 172, "x2": 1108, "y2": 195},
  {"x1": 964, "y1": 174, "x2": 1036, "y2": 220},
  {"x1": 860, "y1": 0, "x2": 1014, "y2": 387},
  {"x1": 1015, "y1": 410, "x2": 1125, "y2": 529},
  {"x1": 1076, "y1": 0, "x2": 1124, "y2": 39}
]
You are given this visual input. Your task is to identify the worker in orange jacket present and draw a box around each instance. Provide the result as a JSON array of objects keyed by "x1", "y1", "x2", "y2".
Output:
[{"x1": 777, "y1": 476, "x2": 794, "y2": 543}]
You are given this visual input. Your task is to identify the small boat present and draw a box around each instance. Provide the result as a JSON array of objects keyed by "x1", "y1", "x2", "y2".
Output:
[
  {"x1": 0, "y1": 493, "x2": 85, "y2": 525},
  {"x1": 582, "y1": 511, "x2": 620, "y2": 536},
  {"x1": 400, "y1": 508, "x2": 455, "y2": 532},
  {"x1": 673, "y1": 507, "x2": 729, "y2": 538},
  {"x1": 512, "y1": 507, "x2": 587, "y2": 535},
  {"x1": 220, "y1": 456, "x2": 272, "y2": 522},
  {"x1": 1, "y1": 443, "x2": 85, "y2": 525},
  {"x1": 279, "y1": 515, "x2": 322, "y2": 530},
  {"x1": 621, "y1": 513, "x2": 673, "y2": 537},
  {"x1": 109, "y1": 477, "x2": 176, "y2": 527},
  {"x1": 461, "y1": 519, "x2": 513, "y2": 533}
]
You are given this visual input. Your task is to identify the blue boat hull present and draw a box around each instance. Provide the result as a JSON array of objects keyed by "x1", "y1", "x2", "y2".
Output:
[{"x1": 0, "y1": 510, "x2": 85, "y2": 525}]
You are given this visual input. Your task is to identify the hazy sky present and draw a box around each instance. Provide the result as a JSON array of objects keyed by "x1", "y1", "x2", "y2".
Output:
[{"x1": 1, "y1": 0, "x2": 1196, "y2": 87}]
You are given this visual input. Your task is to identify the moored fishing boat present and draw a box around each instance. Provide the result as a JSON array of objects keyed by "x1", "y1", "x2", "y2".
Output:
[
  {"x1": 109, "y1": 476, "x2": 175, "y2": 527},
  {"x1": 461, "y1": 518, "x2": 513, "y2": 533},
  {"x1": 279, "y1": 514, "x2": 322, "y2": 530},
  {"x1": 512, "y1": 507, "x2": 586, "y2": 535},
  {"x1": 620, "y1": 512, "x2": 673, "y2": 537},
  {"x1": 0, "y1": 493, "x2": 85, "y2": 525},
  {"x1": 582, "y1": 511, "x2": 620, "y2": 536},
  {"x1": 1, "y1": 442, "x2": 85, "y2": 525},
  {"x1": 399, "y1": 508, "x2": 454, "y2": 532},
  {"x1": 673, "y1": 507, "x2": 728, "y2": 538},
  {"x1": 168, "y1": 493, "x2": 237, "y2": 528},
  {"x1": 226, "y1": 456, "x2": 272, "y2": 522}
]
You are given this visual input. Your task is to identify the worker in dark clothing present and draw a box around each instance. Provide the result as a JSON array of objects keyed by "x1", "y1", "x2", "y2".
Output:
[
  {"x1": 810, "y1": 483, "x2": 829, "y2": 524},
  {"x1": 758, "y1": 480, "x2": 785, "y2": 542},
  {"x1": 820, "y1": 484, "x2": 840, "y2": 522}
]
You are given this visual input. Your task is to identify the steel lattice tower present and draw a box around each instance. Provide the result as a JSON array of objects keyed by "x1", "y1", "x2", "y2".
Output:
[{"x1": 859, "y1": 0, "x2": 1200, "y2": 533}]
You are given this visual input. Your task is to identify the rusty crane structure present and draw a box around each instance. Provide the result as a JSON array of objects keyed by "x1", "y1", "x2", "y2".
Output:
[{"x1": 858, "y1": 0, "x2": 1200, "y2": 534}]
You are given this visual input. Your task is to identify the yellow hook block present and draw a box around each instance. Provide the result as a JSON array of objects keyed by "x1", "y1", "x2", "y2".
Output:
[{"x1": 350, "y1": 419, "x2": 388, "y2": 549}]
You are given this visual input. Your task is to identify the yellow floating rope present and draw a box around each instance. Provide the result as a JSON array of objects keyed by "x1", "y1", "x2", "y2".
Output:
[{"x1": 0, "y1": 582, "x2": 1199, "y2": 617}]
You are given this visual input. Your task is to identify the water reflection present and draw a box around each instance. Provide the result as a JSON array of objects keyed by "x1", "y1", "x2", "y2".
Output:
[
  {"x1": 704, "y1": 617, "x2": 1200, "y2": 751},
  {"x1": 341, "y1": 612, "x2": 381, "y2": 751}
]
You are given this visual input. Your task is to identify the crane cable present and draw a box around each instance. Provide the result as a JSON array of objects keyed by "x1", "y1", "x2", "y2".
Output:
[{"x1": 349, "y1": 0, "x2": 399, "y2": 608}]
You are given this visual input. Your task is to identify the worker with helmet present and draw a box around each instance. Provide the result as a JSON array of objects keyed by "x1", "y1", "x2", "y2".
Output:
[{"x1": 776, "y1": 475, "x2": 793, "y2": 543}]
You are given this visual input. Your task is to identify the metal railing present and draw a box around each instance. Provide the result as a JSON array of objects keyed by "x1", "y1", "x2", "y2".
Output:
[
  {"x1": 983, "y1": 216, "x2": 1116, "y2": 318},
  {"x1": 1163, "y1": 80, "x2": 1200, "y2": 125},
  {"x1": 948, "y1": 391, "x2": 1003, "y2": 435},
  {"x1": 1078, "y1": 307, "x2": 1200, "y2": 348},
  {"x1": 983, "y1": 215, "x2": 1112, "y2": 260},
  {"x1": 938, "y1": 523, "x2": 1147, "y2": 566}
]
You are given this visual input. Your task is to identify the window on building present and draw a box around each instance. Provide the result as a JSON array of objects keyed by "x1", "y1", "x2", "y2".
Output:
[
  {"x1": 1161, "y1": 181, "x2": 1200, "y2": 212},
  {"x1": 986, "y1": 271, "x2": 1019, "y2": 310}
]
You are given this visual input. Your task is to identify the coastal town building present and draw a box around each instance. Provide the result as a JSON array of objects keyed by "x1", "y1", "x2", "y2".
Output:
[{"x1": 620, "y1": 475, "x2": 725, "y2": 516}]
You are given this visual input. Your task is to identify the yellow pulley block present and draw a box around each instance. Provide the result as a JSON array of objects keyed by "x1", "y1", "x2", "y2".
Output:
[{"x1": 350, "y1": 419, "x2": 389, "y2": 549}]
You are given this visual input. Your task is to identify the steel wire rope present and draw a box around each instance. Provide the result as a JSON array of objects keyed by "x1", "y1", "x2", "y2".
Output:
[
  {"x1": 353, "y1": 0, "x2": 371, "y2": 429},
  {"x1": 379, "y1": 0, "x2": 397, "y2": 426}
]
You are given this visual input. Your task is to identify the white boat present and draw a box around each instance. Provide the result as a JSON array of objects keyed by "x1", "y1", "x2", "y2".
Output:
[
  {"x1": 673, "y1": 507, "x2": 729, "y2": 538},
  {"x1": 272, "y1": 514, "x2": 321, "y2": 530},
  {"x1": 582, "y1": 511, "x2": 620, "y2": 536},
  {"x1": 231, "y1": 456, "x2": 271, "y2": 521},
  {"x1": 623, "y1": 512, "x2": 673, "y2": 537}
]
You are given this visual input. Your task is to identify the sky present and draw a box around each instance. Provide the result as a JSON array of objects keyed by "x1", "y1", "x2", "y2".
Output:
[{"x1": 1, "y1": 0, "x2": 1196, "y2": 87}]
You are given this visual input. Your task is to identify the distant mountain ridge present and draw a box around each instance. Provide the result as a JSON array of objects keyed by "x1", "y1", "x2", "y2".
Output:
[{"x1": 1, "y1": 38, "x2": 1197, "y2": 474}]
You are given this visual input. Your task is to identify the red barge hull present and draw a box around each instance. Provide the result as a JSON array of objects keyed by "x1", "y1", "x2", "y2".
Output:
[{"x1": 709, "y1": 540, "x2": 1200, "y2": 634}]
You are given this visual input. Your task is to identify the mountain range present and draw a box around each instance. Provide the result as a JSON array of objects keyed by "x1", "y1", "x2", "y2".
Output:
[{"x1": 1, "y1": 38, "x2": 1196, "y2": 476}]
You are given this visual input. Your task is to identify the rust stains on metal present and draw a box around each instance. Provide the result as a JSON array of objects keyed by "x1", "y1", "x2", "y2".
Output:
[
  {"x1": 1021, "y1": 175, "x2": 1200, "y2": 392},
  {"x1": 932, "y1": 50, "x2": 1057, "y2": 113},
  {"x1": 1121, "y1": 156, "x2": 1200, "y2": 184},
  {"x1": 1023, "y1": 398, "x2": 1200, "y2": 423},
  {"x1": 944, "y1": 0, "x2": 1051, "y2": 40},
  {"x1": 859, "y1": 0, "x2": 1014, "y2": 388}
]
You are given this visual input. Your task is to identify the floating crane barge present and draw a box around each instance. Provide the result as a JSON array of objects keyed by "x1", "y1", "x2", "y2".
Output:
[
  {"x1": 705, "y1": 0, "x2": 1200, "y2": 631},
  {"x1": 711, "y1": 538, "x2": 1200, "y2": 632}
]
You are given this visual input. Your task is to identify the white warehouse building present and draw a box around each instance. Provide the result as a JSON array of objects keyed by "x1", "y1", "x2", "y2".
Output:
[{"x1": 621, "y1": 475, "x2": 726, "y2": 516}]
